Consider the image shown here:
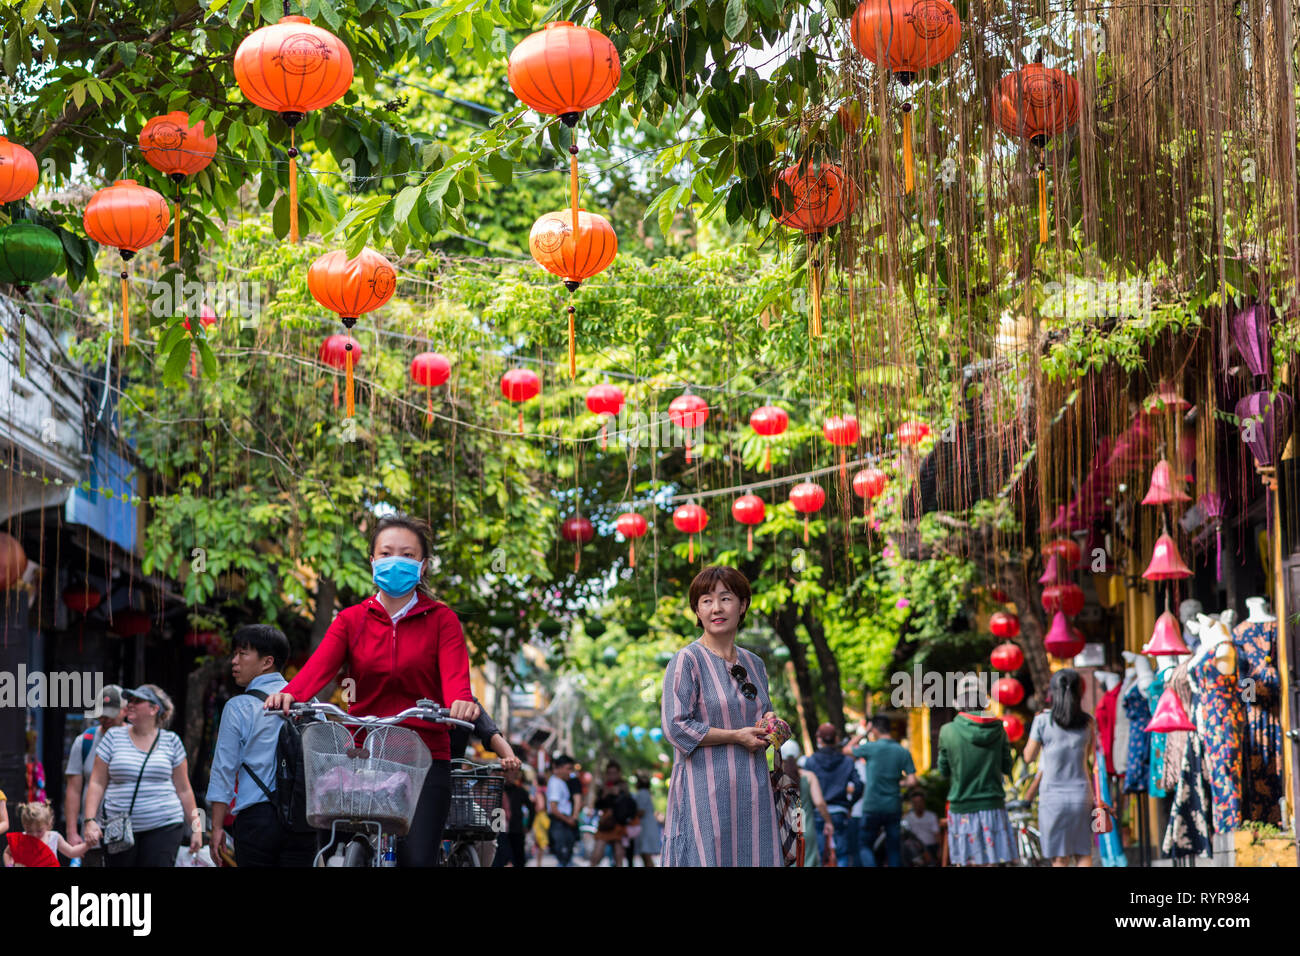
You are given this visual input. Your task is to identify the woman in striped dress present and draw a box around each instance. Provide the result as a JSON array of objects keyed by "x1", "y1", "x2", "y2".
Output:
[{"x1": 660, "y1": 566, "x2": 783, "y2": 867}]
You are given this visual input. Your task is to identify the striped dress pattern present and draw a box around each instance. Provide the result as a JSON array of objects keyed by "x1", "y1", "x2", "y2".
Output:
[{"x1": 660, "y1": 641, "x2": 782, "y2": 867}]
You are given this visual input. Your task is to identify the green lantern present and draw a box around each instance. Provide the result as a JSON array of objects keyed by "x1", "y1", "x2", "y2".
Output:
[
  {"x1": 655, "y1": 650, "x2": 673, "y2": 668},
  {"x1": 625, "y1": 621, "x2": 650, "y2": 638},
  {"x1": 0, "y1": 222, "x2": 63, "y2": 377},
  {"x1": 772, "y1": 644, "x2": 791, "y2": 664},
  {"x1": 538, "y1": 619, "x2": 563, "y2": 637},
  {"x1": 585, "y1": 619, "x2": 607, "y2": 638},
  {"x1": 601, "y1": 646, "x2": 619, "y2": 667},
  {"x1": 488, "y1": 612, "x2": 517, "y2": 629}
]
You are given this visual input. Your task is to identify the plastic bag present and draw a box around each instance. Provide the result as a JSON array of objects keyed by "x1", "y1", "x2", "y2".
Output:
[{"x1": 175, "y1": 846, "x2": 215, "y2": 868}]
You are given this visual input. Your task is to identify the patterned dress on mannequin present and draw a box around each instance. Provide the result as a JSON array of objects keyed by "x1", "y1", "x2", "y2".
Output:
[
  {"x1": 1161, "y1": 659, "x2": 1212, "y2": 859},
  {"x1": 1193, "y1": 648, "x2": 1245, "y2": 831},
  {"x1": 1123, "y1": 681, "x2": 1150, "y2": 793},
  {"x1": 1147, "y1": 668, "x2": 1170, "y2": 799},
  {"x1": 1233, "y1": 618, "x2": 1284, "y2": 824}
]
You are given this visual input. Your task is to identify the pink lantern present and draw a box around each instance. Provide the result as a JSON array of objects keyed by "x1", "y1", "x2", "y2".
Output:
[
  {"x1": 1044, "y1": 611, "x2": 1086, "y2": 659},
  {"x1": 1142, "y1": 533, "x2": 1192, "y2": 581},
  {"x1": 1038, "y1": 553, "x2": 1069, "y2": 585},
  {"x1": 1141, "y1": 459, "x2": 1191, "y2": 506},
  {"x1": 1146, "y1": 686, "x2": 1195, "y2": 732},
  {"x1": 1144, "y1": 611, "x2": 1190, "y2": 655},
  {"x1": 1041, "y1": 583, "x2": 1085, "y2": 617}
]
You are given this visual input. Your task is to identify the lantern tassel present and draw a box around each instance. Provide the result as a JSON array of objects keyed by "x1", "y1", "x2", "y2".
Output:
[
  {"x1": 809, "y1": 258, "x2": 822, "y2": 338},
  {"x1": 568, "y1": 307, "x2": 576, "y2": 379},
  {"x1": 1215, "y1": 528, "x2": 1223, "y2": 582},
  {"x1": 685, "y1": 438, "x2": 693, "y2": 463},
  {"x1": 763, "y1": 445, "x2": 772, "y2": 472},
  {"x1": 121, "y1": 274, "x2": 130, "y2": 347},
  {"x1": 174, "y1": 185, "x2": 181, "y2": 264},
  {"x1": 902, "y1": 105, "x2": 914, "y2": 194},
  {"x1": 345, "y1": 346, "x2": 355, "y2": 418},
  {"x1": 18, "y1": 308, "x2": 26, "y2": 378},
  {"x1": 600, "y1": 422, "x2": 608, "y2": 451},
  {"x1": 518, "y1": 410, "x2": 524, "y2": 434},
  {"x1": 628, "y1": 541, "x2": 636, "y2": 569},
  {"x1": 688, "y1": 535, "x2": 694, "y2": 564},
  {"x1": 570, "y1": 149, "x2": 580, "y2": 233},
  {"x1": 803, "y1": 514, "x2": 809, "y2": 544},
  {"x1": 332, "y1": 377, "x2": 339, "y2": 409},
  {"x1": 426, "y1": 384, "x2": 433, "y2": 424},
  {"x1": 747, "y1": 526, "x2": 754, "y2": 554},
  {"x1": 289, "y1": 129, "x2": 299, "y2": 244},
  {"x1": 573, "y1": 549, "x2": 580, "y2": 574},
  {"x1": 1038, "y1": 164, "x2": 1048, "y2": 245},
  {"x1": 190, "y1": 347, "x2": 198, "y2": 378}
]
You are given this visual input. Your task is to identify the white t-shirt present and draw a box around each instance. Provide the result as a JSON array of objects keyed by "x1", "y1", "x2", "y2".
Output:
[
  {"x1": 546, "y1": 775, "x2": 573, "y2": 817},
  {"x1": 96, "y1": 727, "x2": 187, "y2": 832},
  {"x1": 904, "y1": 808, "x2": 940, "y2": 845}
]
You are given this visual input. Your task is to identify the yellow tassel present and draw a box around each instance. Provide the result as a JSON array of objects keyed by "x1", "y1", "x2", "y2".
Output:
[
  {"x1": 289, "y1": 129, "x2": 299, "y2": 244},
  {"x1": 747, "y1": 526, "x2": 754, "y2": 554},
  {"x1": 568, "y1": 309, "x2": 576, "y2": 379},
  {"x1": 174, "y1": 186, "x2": 181, "y2": 264},
  {"x1": 570, "y1": 151, "x2": 580, "y2": 233},
  {"x1": 688, "y1": 536, "x2": 694, "y2": 564},
  {"x1": 902, "y1": 107, "x2": 914, "y2": 194},
  {"x1": 345, "y1": 346, "x2": 354, "y2": 418},
  {"x1": 518, "y1": 410, "x2": 524, "y2": 434},
  {"x1": 809, "y1": 259, "x2": 822, "y2": 338},
  {"x1": 1038, "y1": 166, "x2": 1048, "y2": 245},
  {"x1": 803, "y1": 514, "x2": 809, "y2": 544},
  {"x1": 121, "y1": 275, "x2": 130, "y2": 347},
  {"x1": 426, "y1": 385, "x2": 433, "y2": 424},
  {"x1": 628, "y1": 541, "x2": 636, "y2": 569},
  {"x1": 573, "y1": 549, "x2": 580, "y2": 574},
  {"x1": 763, "y1": 446, "x2": 772, "y2": 472}
]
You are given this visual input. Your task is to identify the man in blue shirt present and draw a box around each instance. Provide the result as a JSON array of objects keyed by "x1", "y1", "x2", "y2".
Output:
[
  {"x1": 207, "y1": 625, "x2": 315, "y2": 866},
  {"x1": 851, "y1": 715, "x2": 917, "y2": 867}
]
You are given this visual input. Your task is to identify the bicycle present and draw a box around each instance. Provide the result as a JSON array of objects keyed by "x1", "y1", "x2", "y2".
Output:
[
  {"x1": 1005, "y1": 798, "x2": 1047, "y2": 866},
  {"x1": 286, "y1": 698, "x2": 475, "y2": 867},
  {"x1": 440, "y1": 758, "x2": 505, "y2": 867}
]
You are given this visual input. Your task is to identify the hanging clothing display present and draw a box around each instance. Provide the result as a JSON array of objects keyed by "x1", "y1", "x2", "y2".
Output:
[
  {"x1": 1113, "y1": 673, "x2": 1135, "y2": 774},
  {"x1": 1160, "y1": 661, "x2": 1192, "y2": 794},
  {"x1": 1123, "y1": 680, "x2": 1150, "y2": 793},
  {"x1": 1095, "y1": 683, "x2": 1120, "y2": 772},
  {"x1": 1160, "y1": 659, "x2": 1212, "y2": 858},
  {"x1": 1233, "y1": 618, "x2": 1284, "y2": 824},
  {"x1": 1147, "y1": 668, "x2": 1170, "y2": 799},
  {"x1": 1192, "y1": 647, "x2": 1245, "y2": 832}
]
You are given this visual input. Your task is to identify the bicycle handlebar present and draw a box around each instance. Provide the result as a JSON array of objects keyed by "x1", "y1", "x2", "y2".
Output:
[{"x1": 284, "y1": 698, "x2": 476, "y2": 730}]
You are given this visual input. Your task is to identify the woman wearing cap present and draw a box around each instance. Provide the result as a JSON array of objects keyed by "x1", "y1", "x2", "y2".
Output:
[
  {"x1": 937, "y1": 675, "x2": 1017, "y2": 866},
  {"x1": 660, "y1": 565, "x2": 785, "y2": 866},
  {"x1": 263, "y1": 513, "x2": 479, "y2": 867},
  {"x1": 81, "y1": 684, "x2": 201, "y2": 867}
]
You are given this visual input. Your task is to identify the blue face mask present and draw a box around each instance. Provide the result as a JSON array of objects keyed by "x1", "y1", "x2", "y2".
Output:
[{"x1": 372, "y1": 555, "x2": 424, "y2": 598}]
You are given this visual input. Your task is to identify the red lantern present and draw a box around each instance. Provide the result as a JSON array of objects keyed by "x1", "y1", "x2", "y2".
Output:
[
  {"x1": 1040, "y1": 583, "x2": 1084, "y2": 617},
  {"x1": 986, "y1": 586, "x2": 1010, "y2": 603},
  {"x1": 560, "y1": 515, "x2": 595, "y2": 573},
  {"x1": 0, "y1": 137, "x2": 39, "y2": 203},
  {"x1": 111, "y1": 609, "x2": 151, "y2": 638},
  {"x1": 989, "y1": 611, "x2": 1020, "y2": 639},
  {"x1": 182, "y1": 302, "x2": 218, "y2": 377},
  {"x1": 732, "y1": 494, "x2": 766, "y2": 554},
  {"x1": 501, "y1": 368, "x2": 541, "y2": 433},
  {"x1": 138, "y1": 111, "x2": 217, "y2": 264},
  {"x1": 992, "y1": 677, "x2": 1024, "y2": 706},
  {"x1": 585, "y1": 384, "x2": 625, "y2": 450},
  {"x1": 61, "y1": 586, "x2": 102, "y2": 615},
  {"x1": 83, "y1": 179, "x2": 170, "y2": 347},
  {"x1": 853, "y1": 468, "x2": 887, "y2": 502},
  {"x1": 410, "y1": 352, "x2": 451, "y2": 424},
  {"x1": 990, "y1": 642, "x2": 1024, "y2": 672},
  {"x1": 668, "y1": 393, "x2": 709, "y2": 462},
  {"x1": 773, "y1": 162, "x2": 852, "y2": 338},
  {"x1": 896, "y1": 420, "x2": 930, "y2": 446},
  {"x1": 0, "y1": 532, "x2": 28, "y2": 590},
  {"x1": 788, "y1": 482, "x2": 826, "y2": 544},
  {"x1": 1042, "y1": 537, "x2": 1082, "y2": 567},
  {"x1": 673, "y1": 503, "x2": 709, "y2": 563},
  {"x1": 318, "y1": 335, "x2": 362, "y2": 411},
  {"x1": 615, "y1": 512, "x2": 648, "y2": 568},
  {"x1": 234, "y1": 15, "x2": 353, "y2": 243},
  {"x1": 823, "y1": 415, "x2": 860, "y2": 474},
  {"x1": 750, "y1": 405, "x2": 789, "y2": 472},
  {"x1": 1002, "y1": 714, "x2": 1025, "y2": 743}
]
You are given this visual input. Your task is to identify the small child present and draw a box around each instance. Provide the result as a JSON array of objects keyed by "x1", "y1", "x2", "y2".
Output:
[{"x1": 3, "y1": 801, "x2": 86, "y2": 867}]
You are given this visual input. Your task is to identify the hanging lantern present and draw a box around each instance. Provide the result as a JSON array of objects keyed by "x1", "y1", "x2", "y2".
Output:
[
  {"x1": 1142, "y1": 533, "x2": 1193, "y2": 581},
  {"x1": 993, "y1": 61, "x2": 1080, "y2": 244},
  {"x1": 501, "y1": 368, "x2": 541, "y2": 434},
  {"x1": 308, "y1": 248, "x2": 395, "y2": 417},
  {"x1": 992, "y1": 677, "x2": 1024, "y2": 706},
  {"x1": 110, "y1": 609, "x2": 151, "y2": 638},
  {"x1": 182, "y1": 301, "x2": 218, "y2": 377},
  {"x1": 615, "y1": 512, "x2": 648, "y2": 568},
  {"x1": 655, "y1": 651, "x2": 673, "y2": 667},
  {"x1": 990, "y1": 642, "x2": 1024, "y2": 672},
  {"x1": 318, "y1": 335, "x2": 362, "y2": 411},
  {"x1": 410, "y1": 352, "x2": 451, "y2": 424},
  {"x1": 1199, "y1": 492, "x2": 1225, "y2": 582},
  {"x1": 1142, "y1": 382, "x2": 1191, "y2": 416},
  {"x1": 1141, "y1": 459, "x2": 1191, "y2": 506},
  {"x1": 1040, "y1": 583, "x2": 1084, "y2": 616},
  {"x1": 773, "y1": 162, "x2": 852, "y2": 338},
  {"x1": 0, "y1": 137, "x2": 39, "y2": 203},
  {"x1": 1042, "y1": 537, "x2": 1082, "y2": 567},
  {"x1": 749, "y1": 405, "x2": 789, "y2": 472},
  {"x1": 896, "y1": 420, "x2": 930, "y2": 446},
  {"x1": 234, "y1": 14, "x2": 353, "y2": 243},
  {"x1": 1146, "y1": 686, "x2": 1195, "y2": 733},
  {"x1": 732, "y1": 494, "x2": 766, "y2": 554},
  {"x1": 585, "y1": 384, "x2": 625, "y2": 450},
  {"x1": 1237, "y1": 390, "x2": 1293, "y2": 470},
  {"x1": 1044, "y1": 611, "x2": 1086, "y2": 659},
  {"x1": 823, "y1": 415, "x2": 860, "y2": 475},
  {"x1": 1037, "y1": 553, "x2": 1070, "y2": 585},
  {"x1": 989, "y1": 611, "x2": 1020, "y2": 639},
  {"x1": 0, "y1": 532, "x2": 26, "y2": 590},
  {"x1": 0, "y1": 221, "x2": 63, "y2": 376},
  {"x1": 1230, "y1": 304, "x2": 1273, "y2": 381},
  {"x1": 61, "y1": 585, "x2": 102, "y2": 615},
  {"x1": 1002, "y1": 714, "x2": 1025, "y2": 742},
  {"x1": 852, "y1": 467, "x2": 887, "y2": 517},
  {"x1": 1144, "y1": 611, "x2": 1191, "y2": 656},
  {"x1": 138, "y1": 112, "x2": 217, "y2": 264},
  {"x1": 672, "y1": 502, "x2": 709, "y2": 563},
  {"x1": 849, "y1": 0, "x2": 961, "y2": 195},
  {"x1": 788, "y1": 481, "x2": 826, "y2": 544},
  {"x1": 528, "y1": 209, "x2": 617, "y2": 377},
  {"x1": 986, "y1": 586, "x2": 1010, "y2": 603},
  {"x1": 560, "y1": 515, "x2": 594, "y2": 574},
  {"x1": 83, "y1": 179, "x2": 170, "y2": 347},
  {"x1": 668, "y1": 393, "x2": 709, "y2": 462}
]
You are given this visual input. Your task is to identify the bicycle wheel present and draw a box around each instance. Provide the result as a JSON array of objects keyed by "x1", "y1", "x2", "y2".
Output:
[{"x1": 444, "y1": 842, "x2": 479, "y2": 868}]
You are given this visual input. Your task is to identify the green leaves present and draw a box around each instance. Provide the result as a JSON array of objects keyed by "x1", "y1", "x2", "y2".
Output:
[{"x1": 723, "y1": 0, "x2": 748, "y2": 40}]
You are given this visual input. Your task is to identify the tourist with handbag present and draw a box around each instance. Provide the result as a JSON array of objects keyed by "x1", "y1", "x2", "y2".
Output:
[{"x1": 81, "y1": 685, "x2": 200, "y2": 867}]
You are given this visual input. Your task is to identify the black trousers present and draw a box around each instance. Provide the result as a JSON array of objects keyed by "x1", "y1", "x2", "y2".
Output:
[
  {"x1": 396, "y1": 760, "x2": 451, "y2": 867},
  {"x1": 492, "y1": 831, "x2": 527, "y2": 867},
  {"x1": 105, "y1": 822, "x2": 186, "y2": 868},
  {"x1": 233, "y1": 802, "x2": 318, "y2": 867}
]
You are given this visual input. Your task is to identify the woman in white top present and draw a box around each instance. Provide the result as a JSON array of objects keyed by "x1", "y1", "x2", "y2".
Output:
[{"x1": 82, "y1": 684, "x2": 202, "y2": 867}]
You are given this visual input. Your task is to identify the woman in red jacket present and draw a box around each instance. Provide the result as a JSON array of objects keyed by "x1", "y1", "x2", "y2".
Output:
[{"x1": 263, "y1": 514, "x2": 480, "y2": 866}]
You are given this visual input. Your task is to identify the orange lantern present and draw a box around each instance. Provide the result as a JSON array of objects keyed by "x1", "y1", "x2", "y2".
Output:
[
  {"x1": 410, "y1": 352, "x2": 451, "y2": 424},
  {"x1": 0, "y1": 137, "x2": 39, "y2": 203},
  {"x1": 0, "y1": 531, "x2": 27, "y2": 590},
  {"x1": 139, "y1": 112, "x2": 217, "y2": 264},
  {"x1": 234, "y1": 15, "x2": 354, "y2": 243},
  {"x1": 308, "y1": 248, "x2": 395, "y2": 417},
  {"x1": 850, "y1": 0, "x2": 962, "y2": 194},
  {"x1": 528, "y1": 209, "x2": 617, "y2": 378},
  {"x1": 83, "y1": 179, "x2": 170, "y2": 347},
  {"x1": 994, "y1": 61, "x2": 1080, "y2": 244},
  {"x1": 773, "y1": 162, "x2": 851, "y2": 338}
]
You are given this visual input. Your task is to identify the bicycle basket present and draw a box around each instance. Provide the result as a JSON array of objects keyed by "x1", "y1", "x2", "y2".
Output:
[
  {"x1": 301, "y1": 722, "x2": 432, "y2": 835},
  {"x1": 445, "y1": 765, "x2": 504, "y2": 834}
]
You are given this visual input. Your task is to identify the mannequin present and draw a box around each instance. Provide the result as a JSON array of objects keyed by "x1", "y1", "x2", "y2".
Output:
[
  {"x1": 1179, "y1": 600, "x2": 1204, "y2": 655},
  {"x1": 1192, "y1": 608, "x2": 1246, "y2": 832},
  {"x1": 1234, "y1": 596, "x2": 1283, "y2": 823},
  {"x1": 1122, "y1": 653, "x2": 1155, "y2": 794}
]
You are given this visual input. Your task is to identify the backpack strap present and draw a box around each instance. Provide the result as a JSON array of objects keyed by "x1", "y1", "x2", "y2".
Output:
[
  {"x1": 80, "y1": 729, "x2": 97, "y2": 765},
  {"x1": 238, "y1": 688, "x2": 276, "y2": 803}
]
